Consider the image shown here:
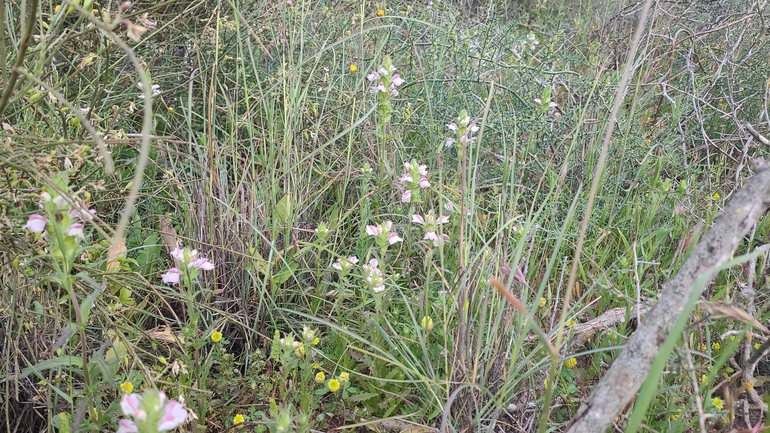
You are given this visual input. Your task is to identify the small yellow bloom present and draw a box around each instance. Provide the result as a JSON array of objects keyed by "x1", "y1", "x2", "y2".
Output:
[
  {"x1": 712, "y1": 397, "x2": 724, "y2": 410},
  {"x1": 565, "y1": 319, "x2": 576, "y2": 327},
  {"x1": 421, "y1": 316, "x2": 434, "y2": 332},
  {"x1": 312, "y1": 362, "x2": 320, "y2": 369},
  {"x1": 312, "y1": 337, "x2": 319, "y2": 345},
  {"x1": 120, "y1": 381, "x2": 134, "y2": 394},
  {"x1": 712, "y1": 192, "x2": 720, "y2": 200},
  {"x1": 55, "y1": 4, "x2": 62, "y2": 13},
  {"x1": 712, "y1": 342, "x2": 721, "y2": 350},
  {"x1": 338, "y1": 372, "x2": 350, "y2": 383},
  {"x1": 729, "y1": 335, "x2": 735, "y2": 341},
  {"x1": 168, "y1": 106, "x2": 174, "y2": 112},
  {"x1": 539, "y1": 297, "x2": 546, "y2": 308},
  {"x1": 233, "y1": 414, "x2": 245, "y2": 424},
  {"x1": 745, "y1": 381, "x2": 754, "y2": 392},
  {"x1": 564, "y1": 357, "x2": 577, "y2": 369},
  {"x1": 328, "y1": 378, "x2": 341, "y2": 392},
  {"x1": 349, "y1": 64, "x2": 357, "y2": 72},
  {"x1": 315, "y1": 372, "x2": 325, "y2": 384},
  {"x1": 295, "y1": 342, "x2": 305, "y2": 358},
  {"x1": 755, "y1": 343, "x2": 761, "y2": 349},
  {"x1": 211, "y1": 331, "x2": 223, "y2": 343},
  {"x1": 377, "y1": 9, "x2": 385, "y2": 16},
  {"x1": 701, "y1": 374, "x2": 708, "y2": 383}
]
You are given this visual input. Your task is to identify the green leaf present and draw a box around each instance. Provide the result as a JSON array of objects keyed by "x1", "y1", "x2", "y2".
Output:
[
  {"x1": 345, "y1": 392, "x2": 379, "y2": 403},
  {"x1": 274, "y1": 193, "x2": 292, "y2": 225}
]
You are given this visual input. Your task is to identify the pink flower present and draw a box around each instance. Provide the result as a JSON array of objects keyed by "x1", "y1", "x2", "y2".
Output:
[
  {"x1": 70, "y1": 208, "x2": 97, "y2": 221},
  {"x1": 445, "y1": 137, "x2": 456, "y2": 147},
  {"x1": 399, "y1": 173, "x2": 413, "y2": 184},
  {"x1": 332, "y1": 262, "x2": 343, "y2": 271},
  {"x1": 66, "y1": 223, "x2": 84, "y2": 238},
  {"x1": 447, "y1": 122, "x2": 457, "y2": 132},
  {"x1": 419, "y1": 178, "x2": 430, "y2": 188},
  {"x1": 120, "y1": 394, "x2": 147, "y2": 421},
  {"x1": 189, "y1": 258, "x2": 214, "y2": 271},
  {"x1": 367, "y1": 71, "x2": 380, "y2": 81},
  {"x1": 158, "y1": 400, "x2": 187, "y2": 431},
  {"x1": 388, "y1": 232, "x2": 403, "y2": 244},
  {"x1": 401, "y1": 190, "x2": 411, "y2": 203},
  {"x1": 417, "y1": 164, "x2": 428, "y2": 177},
  {"x1": 162, "y1": 268, "x2": 182, "y2": 284},
  {"x1": 23, "y1": 214, "x2": 48, "y2": 233},
  {"x1": 366, "y1": 225, "x2": 381, "y2": 237},
  {"x1": 412, "y1": 214, "x2": 425, "y2": 225},
  {"x1": 170, "y1": 248, "x2": 185, "y2": 261},
  {"x1": 116, "y1": 419, "x2": 138, "y2": 433},
  {"x1": 437, "y1": 215, "x2": 449, "y2": 224},
  {"x1": 391, "y1": 74, "x2": 404, "y2": 86}
]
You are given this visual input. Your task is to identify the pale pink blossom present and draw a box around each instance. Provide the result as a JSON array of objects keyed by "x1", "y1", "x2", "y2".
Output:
[
  {"x1": 120, "y1": 394, "x2": 147, "y2": 421},
  {"x1": 391, "y1": 74, "x2": 404, "y2": 86},
  {"x1": 170, "y1": 248, "x2": 185, "y2": 261},
  {"x1": 66, "y1": 223, "x2": 84, "y2": 238},
  {"x1": 401, "y1": 190, "x2": 411, "y2": 203},
  {"x1": 189, "y1": 258, "x2": 214, "y2": 271},
  {"x1": 158, "y1": 401, "x2": 187, "y2": 431},
  {"x1": 70, "y1": 208, "x2": 97, "y2": 221},
  {"x1": 399, "y1": 173, "x2": 413, "y2": 184},
  {"x1": 117, "y1": 419, "x2": 138, "y2": 433},
  {"x1": 419, "y1": 178, "x2": 430, "y2": 188},
  {"x1": 412, "y1": 214, "x2": 425, "y2": 225},
  {"x1": 162, "y1": 268, "x2": 182, "y2": 284},
  {"x1": 367, "y1": 71, "x2": 380, "y2": 81},
  {"x1": 445, "y1": 137, "x2": 456, "y2": 147},
  {"x1": 23, "y1": 214, "x2": 48, "y2": 233},
  {"x1": 437, "y1": 215, "x2": 449, "y2": 224},
  {"x1": 447, "y1": 123, "x2": 457, "y2": 132},
  {"x1": 366, "y1": 225, "x2": 381, "y2": 237},
  {"x1": 388, "y1": 232, "x2": 403, "y2": 244}
]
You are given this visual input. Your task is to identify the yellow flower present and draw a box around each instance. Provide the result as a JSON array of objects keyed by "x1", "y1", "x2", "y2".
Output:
[
  {"x1": 712, "y1": 342, "x2": 721, "y2": 350},
  {"x1": 377, "y1": 9, "x2": 385, "y2": 16},
  {"x1": 315, "y1": 372, "x2": 325, "y2": 384},
  {"x1": 564, "y1": 357, "x2": 577, "y2": 369},
  {"x1": 701, "y1": 374, "x2": 708, "y2": 383},
  {"x1": 233, "y1": 414, "x2": 245, "y2": 424},
  {"x1": 421, "y1": 316, "x2": 434, "y2": 332},
  {"x1": 745, "y1": 381, "x2": 754, "y2": 392},
  {"x1": 712, "y1": 192, "x2": 720, "y2": 200},
  {"x1": 565, "y1": 319, "x2": 576, "y2": 327},
  {"x1": 755, "y1": 343, "x2": 761, "y2": 349},
  {"x1": 539, "y1": 297, "x2": 546, "y2": 307},
  {"x1": 349, "y1": 65, "x2": 357, "y2": 72},
  {"x1": 712, "y1": 397, "x2": 724, "y2": 410},
  {"x1": 54, "y1": 4, "x2": 62, "y2": 13},
  {"x1": 211, "y1": 331, "x2": 223, "y2": 343},
  {"x1": 295, "y1": 342, "x2": 305, "y2": 358},
  {"x1": 338, "y1": 372, "x2": 350, "y2": 383},
  {"x1": 120, "y1": 381, "x2": 134, "y2": 394},
  {"x1": 312, "y1": 337, "x2": 319, "y2": 346},
  {"x1": 328, "y1": 378, "x2": 341, "y2": 392},
  {"x1": 168, "y1": 106, "x2": 174, "y2": 112},
  {"x1": 312, "y1": 363, "x2": 320, "y2": 369}
]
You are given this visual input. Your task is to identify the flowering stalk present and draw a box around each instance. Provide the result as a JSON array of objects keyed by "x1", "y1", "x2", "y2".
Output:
[
  {"x1": 367, "y1": 57, "x2": 404, "y2": 178},
  {"x1": 398, "y1": 160, "x2": 431, "y2": 204},
  {"x1": 21, "y1": 173, "x2": 99, "y2": 404},
  {"x1": 365, "y1": 220, "x2": 403, "y2": 257},
  {"x1": 445, "y1": 109, "x2": 479, "y2": 152},
  {"x1": 117, "y1": 390, "x2": 187, "y2": 433}
]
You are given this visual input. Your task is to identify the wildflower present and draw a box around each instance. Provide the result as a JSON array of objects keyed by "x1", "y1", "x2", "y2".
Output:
[
  {"x1": 712, "y1": 192, "x2": 720, "y2": 199},
  {"x1": 712, "y1": 342, "x2": 721, "y2": 350},
  {"x1": 117, "y1": 419, "x2": 138, "y2": 433},
  {"x1": 23, "y1": 214, "x2": 48, "y2": 233},
  {"x1": 211, "y1": 331, "x2": 223, "y2": 343},
  {"x1": 66, "y1": 223, "x2": 84, "y2": 238},
  {"x1": 564, "y1": 358, "x2": 577, "y2": 369},
  {"x1": 539, "y1": 297, "x2": 546, "y2": 307},
  {"x1": 69, "y1": 208, "x2": 97, "y2": 222},
  {"x1": 377, "y1": 9, "x2": 384, "y2": 16},
  {"x1": 420, "y1": 316, "x2": 434, "y2": 332},
  {"x1": 399, "y1": 160, "x2": 430, "y2": 203},
  {"x1": 137, "y1": 82, "x2": 160, "y2": 99},
  {"x1": 189, "y1": 257, "x2": 214, "y2": 271},
  {"x1": 367, "y1": 60, "x2": 403, "y2": 96},
  {"x1": 349, "y1": 64, "x2": 357, "y2": 72},
  {"x1": 315, "y1": 372, "x2": 325, "y2": 384},
  {"x1": 233, "y1": 414, "x2": 245, "y2": 424},
  {"x1": 445, "y1": 110, "x2": 479, "y2": 150},
  {"x1": 328, "y1": 378, "x2": 341, "y2": 392},
  {"x1": 366, "y1": 221, "x2": 402, "y2": 248},
  {"x1": 712, "y1": 397, "x2": 724, "y2": 410},
  {"x1": 161, "y1": 268, "x2": 182, "y2": 285},
  {"x1": 312, "y1": 337, "x2": 319, "y2": 345},
  {"x1": 565, "y1": 319, "x2": 576, "y2": 327},
  {"x1": 295, "y1": 342, "x2": 305, "y2": 358},
  {"x1": 362, "y1": 259, "x2": 385, "y2": 293},
  {"x1": 54, "y1": 4, "x2": 62, "y2": 13},
  {"x1": 332, "y1": 256, "x2": 359, "y2": 274},
  {"x1": 755, "y1": 343, "x2": 761, "y2": 349},
  {"x1": 338, "y1": 372, "x2": 350, "y2": 383},
  {"x1": 121, "y1": 381, "x2": 134, "y2": 394},
  {"x1": 168, "y1": 107, "x2": 174, "y2": 112},
  {"x1": 412, "y1": 213, "x2": 450, "y2": 246},
  {"x1": 302, "y1": 326, "x2": 316, "y2": 342}
]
